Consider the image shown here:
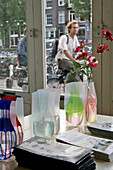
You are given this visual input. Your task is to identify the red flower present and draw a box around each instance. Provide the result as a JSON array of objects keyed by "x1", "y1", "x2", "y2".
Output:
[
  {"x1": 83, "y1": 52, "x2": 88, "y2": 57},
  {"x1": 80, "y1": 42, "x2": 85, "y2": 47},
  {"x1": 110, "y1": 37, "x2": 113, "y2": 41},
  {"x1": 75, "y1": 46, "x2": 81, "y2": 53},
  {"x1": 78, "y1": 54, "x2": 83, "y2": 60},
  {"x1": 103, "y1": 30, "x2": 113, "y2": 41},
  {"x1": 97, "y1": 44, "x2": 109, "y2": 53},
  {"x1": 78, "y1": 52, "x2": 88, "y2": 59},
  {"x1": 88, "y1": 55, "x2": 98, "y2": 68}
]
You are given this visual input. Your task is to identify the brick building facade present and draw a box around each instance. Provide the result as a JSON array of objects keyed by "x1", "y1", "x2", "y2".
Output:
[{"x1": 45, "y1": 0, "x2": 76, "y2": 39}]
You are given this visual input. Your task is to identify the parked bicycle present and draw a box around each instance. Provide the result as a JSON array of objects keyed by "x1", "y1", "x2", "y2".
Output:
[
  {"x1": 47, "y1": 67, "x2": 69, "y2": 93},
  {"x1": 0, "y1": 56, "x2": 11, "y2": 78}
]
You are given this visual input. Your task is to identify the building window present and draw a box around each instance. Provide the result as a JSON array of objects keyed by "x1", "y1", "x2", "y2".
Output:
[
  {"x1": 58, "y1": 11, "x2": 65, "y2": 24},
  {"x1": 46, "y1": 0, "x2": 52, "y2": 8},
  {"x1": 46, "y1": 31, "x2": 49, "y2": 38},
  {"x1": 46, "y1": 30, "x2": 55, "y2": 39},
  {"x1": 68, "y1": 0, "x2": 72, "y2": 8},
  {"x1": 11, "y1": 37, "x2": 14, "y2": 45},
  {"x1": 59, "y1": 28, "x2": 63, "y2": 37},
  {"x1": 58, "y1": 0, "x2": 65, "y2": 6},
  {"x1": 15, "y1": 37, "x2": 18, "y2": 45},
  {"x1": 69, "y1": 11, "x2": 76, "y2": 21},
  {"x1": 46, "y1": 14, "x2": 52, "y2": 25},
  {"x1": 50, "y1": 31, "x2": 54, "y2": 38},
  {"x1": 11, "y1": 31, "x2": 14, "y2": 35}
]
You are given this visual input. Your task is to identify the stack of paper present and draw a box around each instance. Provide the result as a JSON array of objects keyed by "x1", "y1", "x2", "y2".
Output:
[
  {"x1": 13, "y1": 136, "x2": 96, "y2": 170},
  {"x1": 56, "y1": 129, "x2": 113, "y2": 162}
]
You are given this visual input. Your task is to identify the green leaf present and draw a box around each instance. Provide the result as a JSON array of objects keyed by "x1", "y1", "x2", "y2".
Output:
[
  {"x1": 81, "y1": 65, "x2": 87, "y2": 69},
  {"x1": 80, "y1": 70, "x2": 87, "y2": 75},
  {"x1": 73, "y1": 61, "x2": 81, "y2": 68},
  {"x1": 69, "y1": 70, "x2": 77, "y2": 77}
]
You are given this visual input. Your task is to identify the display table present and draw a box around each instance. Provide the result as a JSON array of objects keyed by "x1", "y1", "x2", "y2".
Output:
[{"x1": 2, "y1": 110, "x2": 113, "y2": 170}]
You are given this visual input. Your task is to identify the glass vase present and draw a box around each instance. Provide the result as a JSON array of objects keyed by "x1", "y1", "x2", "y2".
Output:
[
  {"x1": 65, "y1": 82, "x2": 87, "y2": 126},
  {"x1": 33, "y1": 89, "x2": 60, "y2": 138},
  {"x1": 85, "y1": 81, "x2": 97, "y2": 124},
  {"x1": 0, "y1": 100, "x2": 17, "y2": 160},
  {"x1": 0, "y1": 97, "x2": 24, "y2": 160}
]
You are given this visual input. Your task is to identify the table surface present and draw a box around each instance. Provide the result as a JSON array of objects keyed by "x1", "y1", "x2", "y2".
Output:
[{"x1": 2, "y1": 110, "x2": 113, "y2": 170}]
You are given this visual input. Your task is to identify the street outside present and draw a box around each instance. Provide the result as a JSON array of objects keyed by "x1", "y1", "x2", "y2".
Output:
[
  {"x1": 0, "y1": 50, "x2": 28, "y2": 92},
  {"x1": 0, "y1": 40, "x2": 92, "y2": 93},
  {"x1": 0, "y1": 77, "x2": 23, "y2": 91}
]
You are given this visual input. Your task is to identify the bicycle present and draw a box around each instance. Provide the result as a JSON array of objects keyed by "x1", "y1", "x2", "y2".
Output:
[{"x1": 47, "y1": 67, "x2": 69, "y2": 93}]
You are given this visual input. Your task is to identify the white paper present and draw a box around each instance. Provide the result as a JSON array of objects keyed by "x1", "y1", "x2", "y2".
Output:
[
  {"x1": 18, "y1": 136, "x2": 91, "y2": 164},
  {"x1": 56, "y1": 130, "x2": 113, "y2": 157}
]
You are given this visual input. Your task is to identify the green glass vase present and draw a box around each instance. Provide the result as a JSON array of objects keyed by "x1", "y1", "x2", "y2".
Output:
[{"x1": 65, "y1": 82, "x2": 87, "y2": 126}]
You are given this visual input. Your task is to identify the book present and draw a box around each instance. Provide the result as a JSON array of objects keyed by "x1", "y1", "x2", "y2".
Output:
[
  {"x1": 55, "y1": 129, "x2": 113, "y2": 162},
  {"x1": 13, "y1": 136, "x2": 96, "y2": 170},
  {"x1": 87, "y1": 122, "x2": 113, "y2": 139}
]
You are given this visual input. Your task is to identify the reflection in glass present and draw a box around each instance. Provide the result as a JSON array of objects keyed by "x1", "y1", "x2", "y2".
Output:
[
  {"x1": 45, "y1": 0, "x2": 92, "y2": 94},
  {"x1": 0, "y1": 0, "x2": 28, "y2": 92}
]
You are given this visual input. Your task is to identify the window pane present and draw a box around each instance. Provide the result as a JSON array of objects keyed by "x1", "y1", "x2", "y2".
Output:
[
  {"x1": 59, "y1": 11, "x2": 65, "y2": 23},
  {"x1": 59, "y1": 28, "x2": 63, "y2": 37},
  {"x1": 0, "y1": 0, "x2": 28, "y2": 92},
  {"x1": 46, "y1": 14, "x2": 52, "y2": 25},
  {"x1": 70, "y1": 11, "x2": 75, "y2": 21},
  {"x1": 58, "y1": 0, "x2": 64, "y2": 6},
  {"x1": 46, "y1": 0, "x2": 52, "y2": 8},
  {"x1": 45, "y1": 0, "x2": 92, "y2": 94}
]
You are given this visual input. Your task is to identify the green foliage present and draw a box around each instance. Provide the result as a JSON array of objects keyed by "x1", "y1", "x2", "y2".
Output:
[
  {"x1": 69, "y1": 61, "x2": 81, "y2": 77},
  {"x1": 72, "y1": 60, "x2": 92, "y2": 82},
  {"x1": 0, "y1": 0, "x2": 26, "y2": 39},
  {"x1": 73, "y1": 60, "x2": 81, "y2": 68},
  {"x1": 70, "y1": 0, "x2": 91, "y2": 21}
]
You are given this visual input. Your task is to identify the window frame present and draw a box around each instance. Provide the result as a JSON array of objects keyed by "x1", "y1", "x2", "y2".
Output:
[
  {"x1": 50, "y1": 31, "x2": 55, "y2": 38},
  {"x1": 58, "y1": 0, "x2": 65, "y2": 6},
  {"x1": 0, "y1": 0, "x2": 45, "y2": 116},
  {"x1": 2, "y1": 0, "x2": 111, "y2": 116},
  {"x1": 46, "y1": 0, "x2": 52, "y2": 9},
  {"x1": 46, "y1": 28, "x2": 56, "y2": 38},
  {"x1": 32, "y1": 0, "x2": 113, "y2": 116},
  {"x1": 69, "y1": 10, "x2": 76, "y2": 21},
  {"x1": 0, "y1": 0, "x2": 36, "y2": 115},
  {"x1": 59, "y1": 28, "x2": 63, "y2": 37},
  {"x1": 68, "y1": 0, "x2": 72, "y2": 8},
  {"x1": 58, "y1": 11, "x2": 65, "y2": 24},
  {"x1": 46, "y1": 14, "x2": 53, "y2": 26}
]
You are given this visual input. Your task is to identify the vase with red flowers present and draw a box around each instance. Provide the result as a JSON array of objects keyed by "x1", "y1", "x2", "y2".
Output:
[{"x1": 70, "y1": 30, "x2": 113, "y2": 124}]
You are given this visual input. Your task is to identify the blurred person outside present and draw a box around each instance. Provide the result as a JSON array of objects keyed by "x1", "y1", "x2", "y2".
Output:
[
  {"x1": 17, "y1": 28, "x2": 27, "y2": 67},
  {"x1": 55, "y1": 20, "x2": 81, "y2": 83}
]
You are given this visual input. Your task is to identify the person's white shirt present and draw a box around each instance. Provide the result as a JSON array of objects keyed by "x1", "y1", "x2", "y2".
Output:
[{"x1": 55, "y1": 34, "x2": 80, "y2": 61}]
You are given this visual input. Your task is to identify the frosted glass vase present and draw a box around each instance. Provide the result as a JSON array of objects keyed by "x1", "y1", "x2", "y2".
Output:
[{"x1": 33, "y1": 89, "x2": 60, "y2": 138}]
